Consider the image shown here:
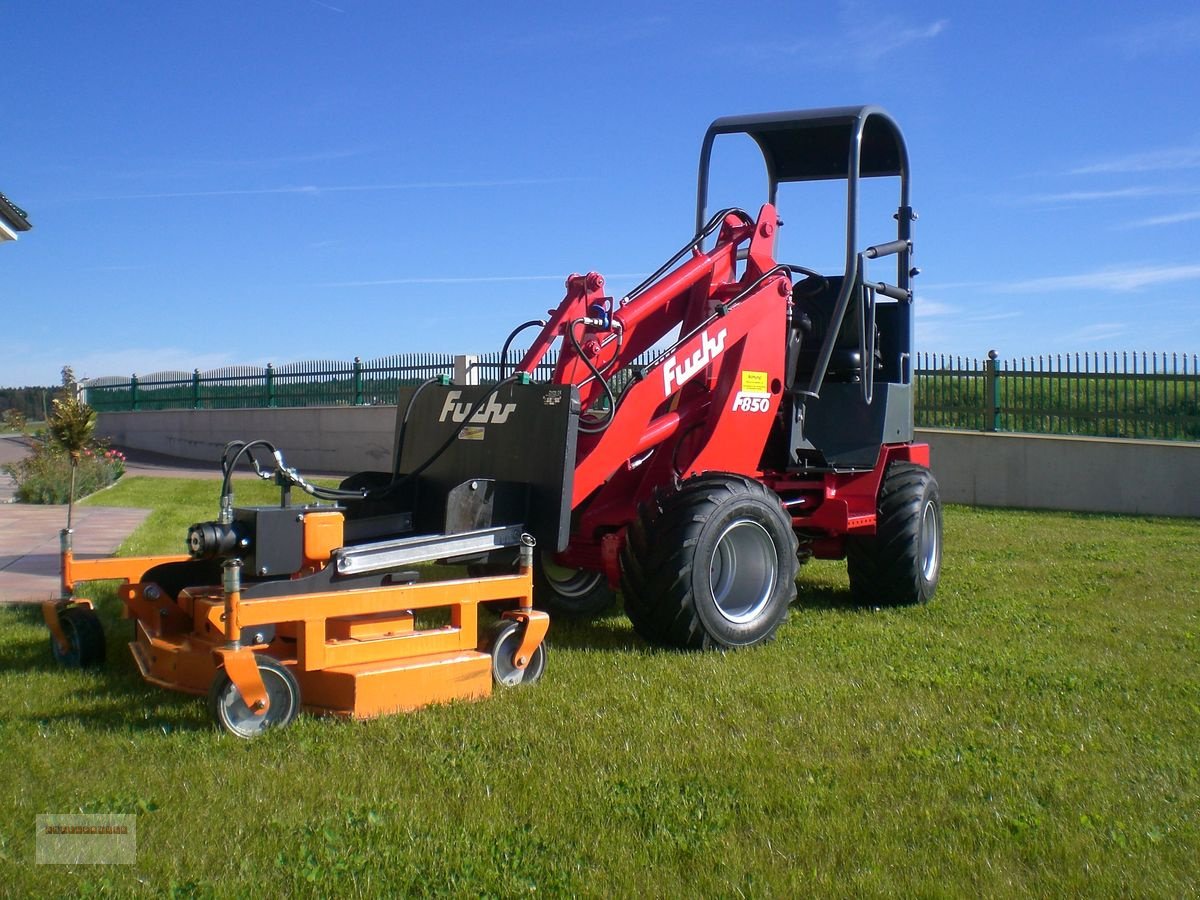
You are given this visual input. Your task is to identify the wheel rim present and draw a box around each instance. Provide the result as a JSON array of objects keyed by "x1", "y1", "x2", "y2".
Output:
[
  {"x1": 51, "y1": 619, "x2": 80, "y2": 665},
  {"x1": 492, "y1": 623, "x2": 545, "y2": 687},
  {"x1": 919, "y1": 499, "x2": 940, "y2": 581},
  {"x1": 541, "y1": 555, "x2": 604, "y2": 599},
  {"x1": 215, "y1": 667, "x2": 295, "y2": 738},
  {"x1": 708, "y1": 519, "x2": 778, "y2": 625}
]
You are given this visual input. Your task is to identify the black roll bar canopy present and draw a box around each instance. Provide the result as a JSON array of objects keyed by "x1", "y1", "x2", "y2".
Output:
[{"x1": 695, "y1": 105, "x2": 913, "y2": 399}]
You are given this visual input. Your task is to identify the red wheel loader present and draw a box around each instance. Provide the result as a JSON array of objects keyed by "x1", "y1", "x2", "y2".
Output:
[
  {"x1": 44, "y1": 105, "x2": 941, "y2": 736},
  {"x1": 512, "y1": 104, "x2": 942, "y2": 647}
]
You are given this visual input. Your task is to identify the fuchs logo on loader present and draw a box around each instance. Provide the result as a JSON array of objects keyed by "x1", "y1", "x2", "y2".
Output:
[
  {"x1": 662, "y1": 328, "x2": 728, "y2": 395},
  {"x1": 438, "y1": 391, "x2": 517, "y2": 425}
]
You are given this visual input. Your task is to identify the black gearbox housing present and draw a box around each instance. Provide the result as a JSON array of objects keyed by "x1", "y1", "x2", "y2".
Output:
[{"x1": 187, "y1": 507, "x2": 306, "y2": 577}]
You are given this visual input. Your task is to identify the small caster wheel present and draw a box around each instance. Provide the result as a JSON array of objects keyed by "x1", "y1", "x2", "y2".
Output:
[
  {"x1": 486, "y1": 620, "x2": 547, "y2": 687},
  {"x1": 207, "y1": 656, "x2": 300, "y2": 739},
  {"x1": 50, "y1": 606, "x2": 106, "y2": 669}
]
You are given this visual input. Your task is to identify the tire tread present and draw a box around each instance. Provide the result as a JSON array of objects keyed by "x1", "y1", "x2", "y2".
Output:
[{"x1": 621, "y1": 473, "x2": 798, "y2": 649}]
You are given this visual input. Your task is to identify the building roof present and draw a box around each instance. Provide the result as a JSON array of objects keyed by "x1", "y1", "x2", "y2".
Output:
[{"x1": 0, "y1": 192, "x2": 33, "y2": 241}]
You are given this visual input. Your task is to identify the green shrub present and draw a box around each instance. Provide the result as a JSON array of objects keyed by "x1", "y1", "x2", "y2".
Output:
[
  {"x1": 1, "y1": 409, "x2": 26, "y2": 433},
  {"x1": 2, "y1": 439, "x2": 125, "y2": 503}
]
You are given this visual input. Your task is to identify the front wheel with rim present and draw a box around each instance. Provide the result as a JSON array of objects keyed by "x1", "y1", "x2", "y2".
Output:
[
  {"x1": 208, "y1": 656, "x2": 301, "y2": 738},
  {"x1": 846, "y1": 461, "x2": 942, "y2": 606},
  {"x1": 534, "y1": 552, "x2": 615, "y2": 618},
  {"x1": 621, "y1": 473, "x2": 799, "y2": 650}
]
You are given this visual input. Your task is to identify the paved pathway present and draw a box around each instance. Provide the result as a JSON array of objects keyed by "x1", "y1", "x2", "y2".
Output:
[
  {"x1": 0, "y1": 505, "x2": 151, "y2": 602},
  {"x1": 2, "y1": 436, "x2": 151, "y2": 601}
]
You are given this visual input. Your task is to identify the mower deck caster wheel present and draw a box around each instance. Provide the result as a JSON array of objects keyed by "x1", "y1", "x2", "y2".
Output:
[
  {"x1": 50, "y1": 605, "x2": 107, "y2": 669},
  {"x1": 486, "y1": 620, "x2": 547, "y2": 687},
  {"x1": 208, "y1": 656, "x2": 301, "y2": 739}
]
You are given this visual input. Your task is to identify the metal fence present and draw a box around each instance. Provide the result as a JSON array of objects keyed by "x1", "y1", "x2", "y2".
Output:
[
  {"x1": 84, "y1": 354, "x2": 458, "y2": 412},
  {"x1": 82, "y1": 349, "x2": 1200, "y2": 441},
  {"x1": 916, "y1": 351, "x2": 1200, "y2": 441}
]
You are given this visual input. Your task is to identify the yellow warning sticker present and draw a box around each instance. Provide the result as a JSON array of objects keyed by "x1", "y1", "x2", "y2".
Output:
[{"x1": 741, "y1": 370, "x2": 769, "y2": 393}]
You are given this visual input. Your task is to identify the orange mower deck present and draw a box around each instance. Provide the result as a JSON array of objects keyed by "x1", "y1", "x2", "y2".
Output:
[{"x1": 46, "y1": 518, "x2": 549, "y2": 737}]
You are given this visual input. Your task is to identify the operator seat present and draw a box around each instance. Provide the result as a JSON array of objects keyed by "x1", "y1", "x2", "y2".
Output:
[{"x1": 786, "y1": 275, "x2": 870, "y2": 390}]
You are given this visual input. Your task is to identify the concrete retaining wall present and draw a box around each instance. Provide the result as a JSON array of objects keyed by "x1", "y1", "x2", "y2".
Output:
[
  {"x1": 917, "y1": 428, "x2": 1200, "y2": 518},
  {"x1": 96, "y1": 409, "x2": 1200, "y2": 518}
]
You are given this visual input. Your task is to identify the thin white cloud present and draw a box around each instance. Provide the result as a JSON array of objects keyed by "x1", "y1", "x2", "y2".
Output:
[
  {"x1": 924, "y1": 264, "x2": 1200, "y2": 295},
  {"x1": 318, "y1": 273, "x2": 647, "y2": 288},
  {"x1": 104, "y1": 147, "x2": 374, "y2": 182},
  {"x1": 1064, "y1": 322, "x2": 1129, "y2": 344},
  {"x1": 968, "y1": 311, "x2": 1023, "y2": 322},
  {"x1": 915, "y1": 280, "x2": 988, "y2": 291},
  {"x1": 77, "y1": 177, "x2": 579, "y2": 202},
  {"x1": 1123, "y1": 209, "x2": 1200, "y2": 228},
  {"x1": 733, "y1": 8, "x2": 946, "y2": 67},
  {"x1": 1017, "y1": 185, "x2": 1195, "y2": 204},
  {"x1": 309, "y1": 0, "x2": 344, "y2": 12},
  {"x1": 914, "y1": 299, "x2": 954, "y2": 318},
  {"x1": 1107, "y1": 13, "x2": 1200, "y2": 58},
  {"x1": 1006, "y1": 264, "x2": 1200, "y2": 293},
  {"x1": 499, "y1": 16, "x2": 668, "y2": 49},
  {"x1": 1071, "y1": 146, "x2": 1200, "y2": 176},
  {"x1": 850, "y1": 16, "x2": 948, "y2": 65}
]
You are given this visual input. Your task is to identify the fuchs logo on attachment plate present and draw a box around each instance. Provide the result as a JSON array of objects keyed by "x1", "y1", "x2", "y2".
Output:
[
  {"x1": 438, "y1": 390, "x2": 517, "y2": 425},
  {"x1": 662, "y1": 328, "x2": 728, "y2": 395}
]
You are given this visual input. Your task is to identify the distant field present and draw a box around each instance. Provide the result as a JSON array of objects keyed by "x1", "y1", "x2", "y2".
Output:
[{"x1": 0, "y1": 477, "x2": 1196, "y2": 896}]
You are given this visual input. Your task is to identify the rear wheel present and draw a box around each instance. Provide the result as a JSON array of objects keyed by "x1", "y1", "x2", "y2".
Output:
[
  {"x1": 50, "y1": 605, "x2": 106, "y2": 669},
  {"x1": 846, "y1": 462, "x2": 942, "y2": 606},
  {"x1": 535, "y1": 552, "x2": 615, "y2": 618},
  {"x1": 621, "y1": 474, "x2": 799, "y2": 650}
]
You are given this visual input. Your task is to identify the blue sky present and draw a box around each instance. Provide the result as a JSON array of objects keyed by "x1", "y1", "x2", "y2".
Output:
[{"x1": 3, "y1": 1, "x2": 1199, "y2": 386}]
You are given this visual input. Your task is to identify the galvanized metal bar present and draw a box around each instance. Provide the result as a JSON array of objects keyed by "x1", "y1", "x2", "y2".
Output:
[{"x1": 334, "y1": 525, "x2": 526, "y2": 575}]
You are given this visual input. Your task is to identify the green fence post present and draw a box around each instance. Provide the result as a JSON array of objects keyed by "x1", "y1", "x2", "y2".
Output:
[
  {"x1": 353, "y1": 356, "x2": 363, "y2": 405},
  {"x1": 192, "y1": 369, "x2": 201, "y2": 410},
  {"x1": 986, "y1": 349, "x2": 1000, "y2": 432},
  {"x1": 130, "y1": 374, "x2": 139, "y2": 411},
  {"x1": 266, "y1": 363, "x2": 276, "y2": 408}
]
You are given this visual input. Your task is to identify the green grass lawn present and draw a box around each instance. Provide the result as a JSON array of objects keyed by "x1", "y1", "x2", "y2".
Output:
[{"x1": 1, "y1": 477, "x2": 1197, "y2": 896}]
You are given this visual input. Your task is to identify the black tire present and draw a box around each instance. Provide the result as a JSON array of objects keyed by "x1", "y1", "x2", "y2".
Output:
[
  {"x1": 534, "y1": 552, "x2": 615, "y2": 618},
  {"x1": 846, "y1": 462, "x2": 942, "y2": 606},
  {"x1": 620, "y1": 473, "x2": 799, "y2": 650},
  {"x1": 207, "y1": 656, "x2": 301, "y2": 739},
  {"x1": 50, "y1": 605, "x2": 107, "y2": 669},
  {"x1": 484, "y1": 620, "x2": 547, "y2": 686}
]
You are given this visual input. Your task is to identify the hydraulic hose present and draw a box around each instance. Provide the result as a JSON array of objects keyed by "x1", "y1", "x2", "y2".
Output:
[
  {"x1": 568, "y1": 318, "x2": 617, "y2": 434},
  {"x1": 498, "y1": 319, "x2": 546, "y2": 380}
]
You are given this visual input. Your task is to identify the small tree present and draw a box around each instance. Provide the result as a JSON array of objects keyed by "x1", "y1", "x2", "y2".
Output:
[
  {"x1": 47, "y1": 396, "x2": 97, "y2": 530},
  {"x1": 2, "y1": 408, "x2": 26, "y2": 433},
  {"x1": 61, "y1": 365, "x2": 79, "y2": 399}
]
